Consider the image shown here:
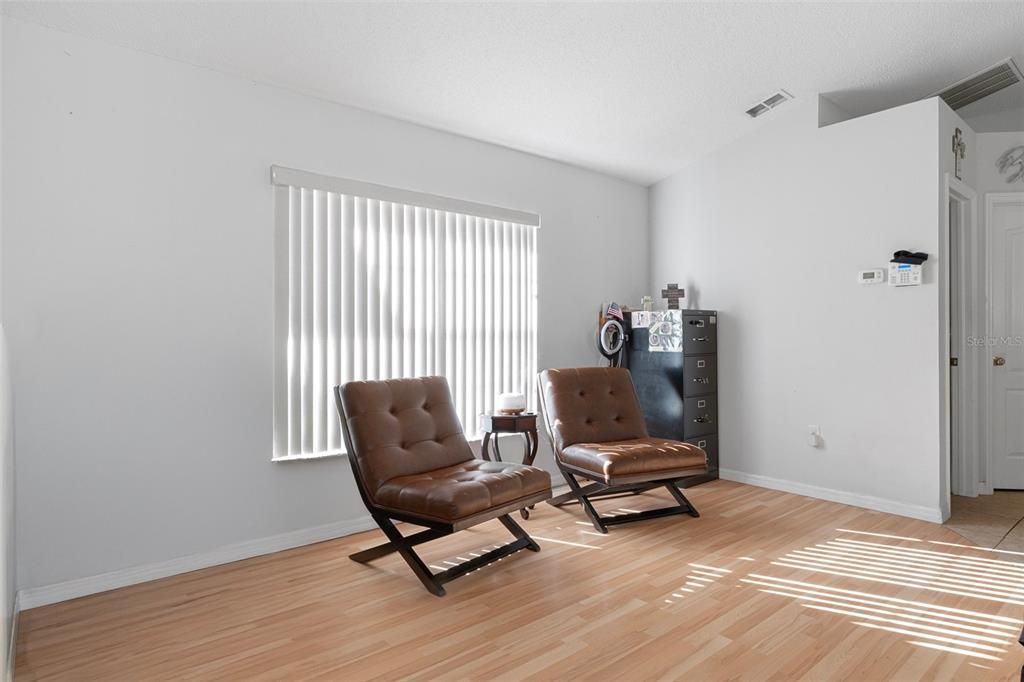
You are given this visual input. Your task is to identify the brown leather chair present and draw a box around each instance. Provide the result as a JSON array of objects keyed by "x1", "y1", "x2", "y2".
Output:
[
  {"x1": 538, "y1": 367, "x2": 707, "y2": 533},
  {"x1": 335, "y1": 376, "x2": 552, "y2": 596}
]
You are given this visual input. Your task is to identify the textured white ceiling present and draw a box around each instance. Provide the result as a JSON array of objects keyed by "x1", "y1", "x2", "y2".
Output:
[{"x1": 3, "y1": 1, "x2": 1023, "y2": 184}]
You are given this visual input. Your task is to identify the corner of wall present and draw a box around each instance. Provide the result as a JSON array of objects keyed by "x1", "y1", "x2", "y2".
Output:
[
  {"x1": 817, "y1": 94, "x2": 855, "y2": 128},
  {"x1": 5, "y1": 593, "x2": 16, "y2": 682},
  {"x1": 0, "y1": 13, "x2": 20, "y2": 680}
]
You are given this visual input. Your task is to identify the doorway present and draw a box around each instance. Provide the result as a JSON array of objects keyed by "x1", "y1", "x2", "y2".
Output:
[
  {"x1": 944, "y1": 188, "x2": 1024, "y2": 550},
  {"x1": 945, "y1": 176, "x2": 980, "y2": 503},
  {"x1": 986, "y1": 192, "x2": 1024, "y2": 491}
]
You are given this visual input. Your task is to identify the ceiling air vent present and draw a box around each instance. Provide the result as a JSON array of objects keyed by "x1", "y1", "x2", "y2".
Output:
[
  {"x1": 935, "y1": 58, "x2": 1022, "y2": 110},
  {"x1": 745, "y1": 90, "x2": 793, "y2": 118}
]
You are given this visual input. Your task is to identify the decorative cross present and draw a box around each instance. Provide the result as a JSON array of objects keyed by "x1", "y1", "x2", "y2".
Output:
[
  {"x1": 661, "y1": 283, "x2": 685, "y2": 310},
  {"x1": 952, "y1": 128, "x2": 967, "y2": 180}
]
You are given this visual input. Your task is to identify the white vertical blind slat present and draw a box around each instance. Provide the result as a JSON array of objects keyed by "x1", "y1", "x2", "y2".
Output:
[
  {"x1": 423, "y1": 210, "x2": 434, "y2": 377},
  {"x1": 511, "y1": 220, "x2": 521, "y2": 398},
  {"x1": 433, "y1": 211, "x2": 446, "y2": 378},
  {"x1": 274, "y1": 182, "x2": 537, "y2": 458},
  {"x1": 274, "y1": 187, "x2": 293, "y2": 458},
  {"x1": 454, "y1": 214, "x2": 466, "y2": 425},
  {"x1": 519, "y1": 224, "x2": 528, "y2": 403},
  {"x1": 286, "y1": 187, "x2": 301, "y2": 456},
  {"x1": 444, "y1": 213, "x2": 456, "y2": 391},
  {"x1": 366, "y1": 199, "x2": 380, "y2": 382},
  {"x1": 353, "y1": 198, "x2": 367, "y2": 381},
  {"x1": 378, "y1": 202, "x2": 391, "y2": 382},
  {"x1": 299, "y1": 189, "x2": 314, "y2": 455},
  {"x1": 414, "y1": 208, "x2": 426, "y2": 377},
  {"x1": 340, "y1": 195, "x2": 355, "y2": 424},
  {"x1": 313, "y1": 191, "x2": 328, "y2": 454},
  {"x1": 482, "y1": 219, "x2": 493, "y2": 416},
  {"x1": 498, "y1": 222, "x2": 509, "y2": 394},
  {"x1": 326, "y1": 194, "x2": 340, "y2": 452},
  {"x1": 491, "y1": 220, "x2": 501, "y2": 400},
  {"x1": 464, "y1": 216, "x2": 476, "y2": 429},
  {"x1": 402, "y1": 206, "x2": 414, "y2": 378},
  {"x1": 473, "y1": 217, "x2": 485, "y2": 423},
  {"x1": 391, "y1": 203, "x2": 403, "y2": 379}
]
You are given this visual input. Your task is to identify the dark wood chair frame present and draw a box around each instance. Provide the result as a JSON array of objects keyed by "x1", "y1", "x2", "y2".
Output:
[
  {"x1": 547, "y1": 463, "x2": 700, "y2": 534},
  {"x1": 538, "y1": 392, "x2": 700, "y2": 535},
  {"x1": 334, "y1": 387, "x2": 550, "y2": 597}
]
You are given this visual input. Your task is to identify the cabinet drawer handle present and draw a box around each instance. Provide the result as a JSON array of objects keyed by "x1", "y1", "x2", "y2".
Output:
[
  {"x1": 692, "y1": 377, "x2": 710, "y2": 384},
  {"x1": 698, "y1": 440, "x2": 707, "y2": 448},
  {"x1": 689, "y1": 320, "x2": 705, "y2": 327},
  {"x1": 691, "y1": 336, "x2": 710, "y2": 342},
  {"x1": 693, "y1": 415, "x2": 712, "y2": 424}
]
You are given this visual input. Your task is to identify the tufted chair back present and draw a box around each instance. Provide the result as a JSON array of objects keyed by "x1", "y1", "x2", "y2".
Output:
[
  {"x1": 338, "y1": 376, "x2": 474, "y2": 499},
  {"x1": 538, "y1": 367, "x2": 649, "y2": 454}
]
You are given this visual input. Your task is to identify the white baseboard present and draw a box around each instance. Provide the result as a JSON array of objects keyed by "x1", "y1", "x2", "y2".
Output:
[
  {"x1": 719, "y1": 469, "x2": 943, "y2": 524},
  {"x1": 14, "y1": 473, "x2": 943, "y2": 612},
  {"x1": 5, "y1": 591, "x2": 18, "y2": 682},
  {"x1": 18, "y1": 516, "x2": 375, "y2": 611}
]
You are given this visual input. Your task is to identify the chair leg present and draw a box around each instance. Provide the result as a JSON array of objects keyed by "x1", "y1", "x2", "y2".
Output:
[
  {"x1": 665, "y1": 481, "x2": 701, "y2": 518},
  {"x1": 363, "y1": 513, "x2": 447, "y2": 597},
  {"x1": 352, "y1": 512, "x2": 543, "y2": 597},
  {"x1": 498, "y1": 513, "x2": 541, "y2": 551},
  {"x1": 551, "y1": 466, "x2": 702, "y2": 532},
  {"x1": 558, "y1": 466, "x2": 609, "y2": 534},
  {"x1": 552, "y1": 477, "x2": 606, "y2": 503},
  {"x1": 548, "y1": 479, "x2": 658, "y2": 507},
  {"x1": 349, "y1": 526, "x2": 448, "y2": 563}
]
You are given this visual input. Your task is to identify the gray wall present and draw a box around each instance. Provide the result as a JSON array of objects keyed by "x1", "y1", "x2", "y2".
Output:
[
  {"x1": 2, "y1": 19, "x2": 648, "y2": 593},
  {"x1": 0, "y1": 9, "x2": 18, "y2": 679},
  {"x1": 649, "y1": 97, "x2": 945, "y2": 521}
]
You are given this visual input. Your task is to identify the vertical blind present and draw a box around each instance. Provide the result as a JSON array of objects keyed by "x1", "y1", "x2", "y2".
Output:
[{"x1": 272, "y1": 166, "x2": 539, "y2": 459}]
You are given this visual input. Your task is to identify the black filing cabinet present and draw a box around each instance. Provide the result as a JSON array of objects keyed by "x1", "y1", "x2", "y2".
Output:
[{"x1": 625, "y1": 309, "x2": 719, "y2": 486}]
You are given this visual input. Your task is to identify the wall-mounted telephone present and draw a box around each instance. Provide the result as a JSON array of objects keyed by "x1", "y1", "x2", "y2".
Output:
[
  {"x1": 888, "y1": 250, "x2": 927, "y2": 287},
  {"x1": 888, "y1": 262, "x2": 922, "y2": 286}
]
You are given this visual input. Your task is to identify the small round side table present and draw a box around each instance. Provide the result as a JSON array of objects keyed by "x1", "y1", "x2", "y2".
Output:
[{"x1": 479, "y1": 412, "x2": 540, "y2": 519}]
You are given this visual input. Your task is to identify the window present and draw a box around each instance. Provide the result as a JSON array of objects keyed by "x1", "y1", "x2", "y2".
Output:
[{"x1": 271, "y1": 166, "x2": 539, "y2": 460}]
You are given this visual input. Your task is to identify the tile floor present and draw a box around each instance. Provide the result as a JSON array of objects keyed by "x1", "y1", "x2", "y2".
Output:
[{"x1": 946, "y1": 490, "x2": 1024, "y2": 559}]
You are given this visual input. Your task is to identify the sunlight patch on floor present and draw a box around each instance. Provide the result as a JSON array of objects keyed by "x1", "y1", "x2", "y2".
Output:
[
  {"x1": 836, "y1": 528, "x2": 923, "y2": 542},
  {"x1": 658, "y1": 529, "x2": 1023, "y2": 663},
  {"x1": 663, "y1": 563, "x2": 732, "y2": 605},
  {"x1": 737, "y1": 530, "x2": 1024, "y2": 662},
  {"x1": 769, "y1": 537, "x2": 1024, "y2": 606},
  {"x1": 930, "y1": 539, "x2": 1024, "y2": 557},
  {"x1": 532, "y1": 536, "x2": 602, "y2": 549}
]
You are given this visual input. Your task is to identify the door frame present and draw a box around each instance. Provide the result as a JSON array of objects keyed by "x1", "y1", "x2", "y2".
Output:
[
  {"x1": 942, "y1": 174, "x2": 980, "y2": 504},
  {"x1": 982, "y1": 191, "x2": 1024, "y2": 494}
]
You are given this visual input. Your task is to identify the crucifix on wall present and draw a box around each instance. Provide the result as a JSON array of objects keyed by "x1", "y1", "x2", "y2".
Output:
[
  {"x1": 952, "y1": 127, "x2": 967, "y2": 181},
  {"x1": 661, "y1": 283, "x2": 684, "y2": 310}
]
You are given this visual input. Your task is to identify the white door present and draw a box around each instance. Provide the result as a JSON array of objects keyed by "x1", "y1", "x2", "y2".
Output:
[{"x1": 989, "y1": 193, "x2": 1024, "y2": 489}]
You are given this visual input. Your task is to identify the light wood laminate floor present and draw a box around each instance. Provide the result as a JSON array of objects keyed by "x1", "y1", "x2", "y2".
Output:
[{"x1": 15, "y1": 480, "x2": 1024, "y2": 680}]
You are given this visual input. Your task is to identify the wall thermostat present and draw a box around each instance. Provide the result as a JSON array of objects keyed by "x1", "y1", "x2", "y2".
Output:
[
  {"x1": 888, "y1": 262, "x2": 923, "y2": 286},
  {"x1": 857, "y1": 269, "x2": 885, "y2": 284}
]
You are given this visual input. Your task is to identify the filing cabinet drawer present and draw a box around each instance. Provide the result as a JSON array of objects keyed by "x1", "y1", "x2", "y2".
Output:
[
  {"x1": 683, "y1": 313, "x2": 717, "y2": 354},
  {"x1": 683, "y1": 355, "x2": 717, "y2": 397},
  {"x1": 686, "y1": 434, "x2": 719, "y2": 472},
  {"x1": 683, "y1": 395, "x2": 717, "y2": 438}
]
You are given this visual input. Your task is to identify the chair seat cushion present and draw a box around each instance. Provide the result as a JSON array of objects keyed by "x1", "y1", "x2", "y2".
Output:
[
  {"x1": 373, "y1": 459, "x2": 551, "y2": 523},
  {"x1": 560, "y1": 438, "x2": 707, "y2": 482}
]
